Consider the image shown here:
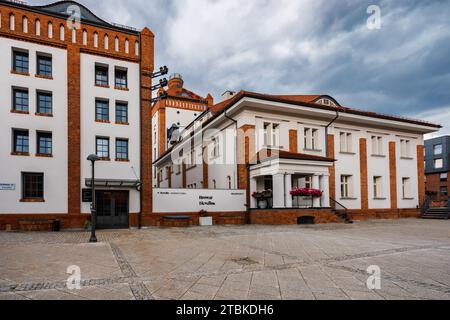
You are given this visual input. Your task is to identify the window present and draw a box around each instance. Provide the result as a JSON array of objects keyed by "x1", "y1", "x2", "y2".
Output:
[
  {"x1": 373, "y1": 176, "x2": 383, "y2": 198},
  {"x1": 95, "y1": 64, "x2": 108, "y2": 86},
  {"x1": 47, "y1": 22, "x2": 53, "y2": 38},
  {"x1": 340, "y1": 132, "x2": 352, "y2": 153},
  {"x1": 440, "y1": 186, "x2": 448, "y2": 197},
  {"x1": 13, "y1": 88, "x2": 29, "y2": 112},
  {"x1": 402, "y1": 178, "x2": 411, "y2": 199},
  {"x1": 37, "y1": 91, "x2": 52, "y2": 115},
  {"x1": 13, "y1": 130, "x2": 29, "y2": 154},
  {"x1": 305, "y1": 177, "x2": 312, "y2": 189},
  {"x1": 96, "y1": 137, "x2": 109, "y2": 159},
  {"x1": 440, "y1": 173, "x2": 448, "y2": 181},
  {"x1": 115, "y1": 68, "x2": 127, "y2": 89},
  {"x1": 340, "y1": 175, "x2": 352, "y2": 198},
  {"x1": 211, "y1": 137, "x2": 220, "y2": 158},
  {"x1": 434, "y1": 159, "x2": 443, "y2": 169},
  {"x1": 304, "y1": 128, "x2": 320, "y2": 150},
  {"x1": 116, "y1": 139, "x2": 129, "y2": 160},
  {"x1": 37, "y1": 132, "x2": 52, "y2": 155},
  {"x1": 13, "y1": 49, "x2": 29, "y2": 73},
  {"x1": 400, "y1": 139, "x2": 411, "y2": 158},
  {"x1": 35, "y1": 19, "x2": 40, "y2": 35},
  {"x1": 59, "y1": 24, "x2": 64, "y2": 41},
  {"x1": 22, "y1": 16, "x2": 28, "y2": 33},
  {"x1": 371, "y1": 136, "x2": 383, "y2": 155},
  {"x1": 37, "y1": 54, "x2": 52, "y2": 76},
  {"x1": 188, "y1": 149, "x2": 196, "y2": 169},
  {"x1": 22, "y1": 173, "x2": 44, "y2": 200},
  {"x1": 263, "y1": 123, "x2": 280, "y2": 147},
  {"x1": 434, "y1": 144, "x2": 443, "y2": 155},
  {"x1": 95, "y1": 100, "x2": 109, "y2": 122},
  {"x1": 115, "y1": 102, "x2": 128, "y2": 123}
]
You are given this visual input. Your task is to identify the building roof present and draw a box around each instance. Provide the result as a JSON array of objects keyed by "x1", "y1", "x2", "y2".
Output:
[
  {"x1": 252, "y1": 149, "x2": 336, "y2": 164},
  {"x1": 0, "y1": 0, "x2": 139, "y2": 34},
  {"x1": 209, "y1": 90, "x2": 442, "y2": 129}
]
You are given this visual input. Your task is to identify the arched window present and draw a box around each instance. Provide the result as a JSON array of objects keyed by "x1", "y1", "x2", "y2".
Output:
[
  {"x1": 47, "y1": 22, "x2": 53, "y2": 38},
  {"x1": 22, "y1": 16, "x2": 28, "y2": 33},
  {"x1": 35, "y1": 19, "x2": 40, "y2": 36},
  {"x1": 93, "y1": 32, "x2": 98, "y2": 47},
  {"x1": 124, "y1": 39, "x2": 129, "y2": 54},
  {"x1": 71, "y1": 29, "x2": 76, "y2": 43},
  {"x1": 59, "y1": 24, "x2": 64, "y2": 41},
  {"x1": 9, "y1": 13, "x2": 15, "y2": 31},
  {"x1": 135, "y1": 41, "x2": 139, "y2": 56},
  {"x1": 104, "y1": 34, "x2": 109, "y2": 50},
  {"x1": 82, "y1": 29, "x2": 87, "y2": 45},
  {"x1": 115, "y1": 36, "x2": 119, "y2": 52}
]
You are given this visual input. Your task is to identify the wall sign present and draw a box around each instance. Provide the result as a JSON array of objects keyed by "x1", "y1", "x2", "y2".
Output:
[
  {"x1": 82, "y1": 188, "x2": 93, "y2": 202},
  {"x1": 153, "y1": 189, "x2": 247, "y2": 213},
  {"x1": 0, "y1": 184, "x2": 15, "y2": 191}
]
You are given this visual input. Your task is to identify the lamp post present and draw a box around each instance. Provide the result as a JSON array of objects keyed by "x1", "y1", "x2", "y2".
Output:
[{"x1": 87, "y1": 154, "x2": 100, "y2": 243}]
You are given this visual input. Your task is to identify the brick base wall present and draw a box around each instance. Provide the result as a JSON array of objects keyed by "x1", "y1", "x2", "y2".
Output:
[
  {"x1": 142, "y1": 212, "x2": 247, "y2": 227},
  {"x1": 250, "y1": 209, "x2": 341, "y2": 225},
  {"x1": 347, "y1": 209, "x2": 421, "y2": 220}
]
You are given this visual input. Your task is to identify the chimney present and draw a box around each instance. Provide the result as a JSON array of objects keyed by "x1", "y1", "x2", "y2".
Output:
[{"x1": 221, "y1": 90, "x2": 236, "y2": 101}]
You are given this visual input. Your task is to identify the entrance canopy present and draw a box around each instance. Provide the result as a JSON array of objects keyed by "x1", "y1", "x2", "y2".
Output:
[
  {"x1": 249, "y1": 149, "x2": 335, "y2": 209},
  {"x1": 85, "y1": 179, "x2": 140, "y2": 189}
]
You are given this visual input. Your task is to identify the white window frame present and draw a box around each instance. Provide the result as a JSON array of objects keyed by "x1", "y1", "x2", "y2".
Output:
[
  {"x1": 371, "y1": 136, "x2": 384, "y2": 156},
  {"x1": 263, "y1": 122, "x2": 280, "y2": 148},
  {"x1": 340, "y1": 132, "x2": 353, "y2": 153},
  {"x1": 340, "y1": 175, "x2": 353, "y2": 198},
  {"x1": 402, "y1": 177, "x2": 411, "y2": 199},
  {"x1": 434, "y1": 158, "x2": 443, "y2": 169},
  {"x1": 373, "y1": 176, "x2": 383, "y2": 198}
]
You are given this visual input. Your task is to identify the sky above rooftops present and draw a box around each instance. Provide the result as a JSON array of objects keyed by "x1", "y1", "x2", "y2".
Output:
[{"x1": 27, "y1": 0, "x2": 450, "y2": 137}]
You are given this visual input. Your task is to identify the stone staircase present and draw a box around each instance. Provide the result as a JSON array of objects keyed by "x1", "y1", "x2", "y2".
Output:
[{"x1": 421, "y1": 199, "x2": 450, "y2": 220}]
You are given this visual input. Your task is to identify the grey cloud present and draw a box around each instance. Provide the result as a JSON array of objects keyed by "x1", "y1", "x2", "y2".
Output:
[{"x1": 27, "y1": 0, "x2": 450, "y2": 135}]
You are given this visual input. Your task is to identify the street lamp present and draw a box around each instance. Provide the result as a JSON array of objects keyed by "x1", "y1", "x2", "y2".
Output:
[{"x1": 87, "y1": 154, "x2": 100, "y2": 243}]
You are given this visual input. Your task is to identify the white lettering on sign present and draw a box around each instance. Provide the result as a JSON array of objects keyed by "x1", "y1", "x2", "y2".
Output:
[
  {"x1": 153, "y1": 189, "x2": 246, "y2": 213},
  {"x1": 0, "y1": 184, "x2": 15, "y2": 191}
]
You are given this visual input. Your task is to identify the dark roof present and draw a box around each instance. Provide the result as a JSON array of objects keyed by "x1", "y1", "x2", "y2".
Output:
[
  {"x1": 0, "y1": 0, "x2": 139, "y2": 34},
  {"x1": 252, "y1": 149, "x2": 335, "y2": 164},
  {"x1": 209, "y1": 91, "x2": 441, "y2": 128}
]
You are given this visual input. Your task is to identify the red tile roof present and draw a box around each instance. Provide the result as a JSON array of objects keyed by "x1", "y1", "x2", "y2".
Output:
[{"x1": 209, "y1": 90, "x2": 441, "y2": 128}]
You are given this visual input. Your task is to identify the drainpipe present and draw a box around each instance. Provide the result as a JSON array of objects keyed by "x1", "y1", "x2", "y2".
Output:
[
  {"x1": 224, "y1": 110, "x2": 251, "y2": 223},
  {"x1": 325, "y1": 110, "x2": 340, "y2": 157},
  {"x1": 224, "y1": 110, "x2": 238, "y2": 188}
]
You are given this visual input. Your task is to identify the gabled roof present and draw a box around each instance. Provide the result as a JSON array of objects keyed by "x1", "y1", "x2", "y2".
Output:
[{"x1": 252, "y1": 149, "x2": 335, "y2": 164}]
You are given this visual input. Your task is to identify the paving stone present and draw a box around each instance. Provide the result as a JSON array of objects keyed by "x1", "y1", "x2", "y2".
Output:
[{"x1": 0, "y1": 220, "x2": 449, "y2": 300}]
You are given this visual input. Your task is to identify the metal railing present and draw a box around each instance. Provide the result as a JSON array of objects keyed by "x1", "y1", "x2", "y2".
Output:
[
  {"x1": 330, "y1": 198, "x2": 352, "y2": 223},
  {"x1": 421, "y1": 195, "x2": 431, "y2": 216}
]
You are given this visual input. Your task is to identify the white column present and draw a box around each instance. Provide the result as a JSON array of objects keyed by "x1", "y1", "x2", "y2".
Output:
[
  {"x1": 320, "y1": 174, "x2": 330, "y2": 208},
  {"x1": 250, "y1": 177, "x2": 257, "y2": 209},
  {"x1": 312, "y1": 175, "x2": 321, "y2": 208},
  {"x1": 285, "y1": 174, "x2": 293, "y2": 208},
  {"x1": 273, "y1": 174, "x2": 285, "y2": 208}
]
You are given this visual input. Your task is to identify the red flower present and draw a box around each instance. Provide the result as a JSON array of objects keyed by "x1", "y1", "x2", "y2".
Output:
[{"x1": 290, "y1": 188, "x2": 323, "y2": 197}]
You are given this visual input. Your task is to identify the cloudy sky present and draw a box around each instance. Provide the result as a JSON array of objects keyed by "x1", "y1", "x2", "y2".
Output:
[{"x1": 28, "y1": 0, "x2": 450, "y2": 136}]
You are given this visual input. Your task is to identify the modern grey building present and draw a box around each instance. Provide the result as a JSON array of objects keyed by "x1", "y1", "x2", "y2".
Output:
[{"x1": 425, "y1": 136, "x2": 450, "y2": 201}]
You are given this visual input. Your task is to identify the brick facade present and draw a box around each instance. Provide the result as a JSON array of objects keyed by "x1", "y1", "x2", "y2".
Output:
[
  {"x1": 0, "y1": 2, "x2": 153, "y2": 229},
  {"x1": 327, "y1": 134, "x2": 336, "y2": 200},
  {"x1": 359, "y1": 138, "x2": 369, "y2": 210},
  {"x1": 289, "y1": 130, "x2": 298, "y2": 153},
  {"x1": 389, "y1": 141, "x2": 398, "y2": 209}
]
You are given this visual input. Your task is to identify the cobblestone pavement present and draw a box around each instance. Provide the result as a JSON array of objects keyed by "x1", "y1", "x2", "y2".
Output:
[{"x1": 0, "y1": 219, "x2": 449, "y2": 300}]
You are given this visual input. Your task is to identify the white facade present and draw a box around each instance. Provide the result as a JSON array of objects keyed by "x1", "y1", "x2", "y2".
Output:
[
  {"x1": 79, "y1": 53, "x2": 141, "y2": 214},
  {"x1": 155, "y1": 95, "x2": 437, "y2": 212},
  {"x1": 0, "y1": 37, "x2": 68, "y2": 214}
]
